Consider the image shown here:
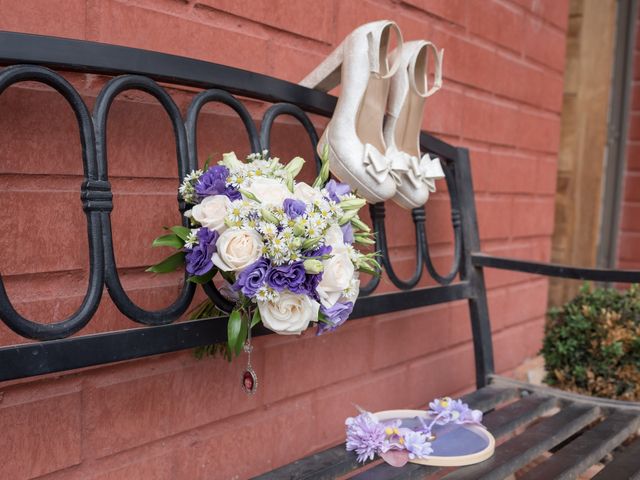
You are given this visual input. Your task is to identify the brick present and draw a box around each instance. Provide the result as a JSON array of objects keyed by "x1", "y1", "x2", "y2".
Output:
[
  {"x1": 628, "y1": 143, "x2": 640, "y2": 171},
  {"x1": 86, "y1": 0, "x2": 270, "y2": 73},
  {"x1": 468, "y1": 0, "x2": 526, "y2": 53},
  {"x1": 197, "y1": 0, "x2": 335, "y2": 43},
  {"x1": 470, "y1": 149, "x2": 539, "y2": 194},
  {"x1": 423, "y1": 86, "x2": 464, "y2": 135},
  {"x1": 514, "y1": 109, "x2": 562, "y2": 153},
  {"x1": 536, "y1": 157, "x2": 558, "y2": 195},
  {"x1": 462, "y1": 95, "x2": 519, "y2": 147},
  {"x1": 173, "y1": 395, "x2": 316, "y2": 479},
  {"x1": 0, "y1": 0, "x2": 86, "y2": 39},
  {"x1": 476, "y1": 195, "x2": 512, "y2": 240},
  {"x1": 628, "y1": 114, "x2": 640, "y2": 141},
  {"x1": 372, "y1": 301, "x2": 471, "y2": 370},
  {"x1": 91, "y1": 454, "x2": 175, "y2": 480},
  {"x1": 531, "y1": 0, "x2": 570, "y2": 31},
  {"x1": 0, "y1": 382, "x2": 81, "y2": 478},
  {"x1": 493, "y1": 319, "x2": 544, "y2": 373},
  {"x1": 620, "y1": 203, "x2": 640, "y2": 232},
  {"x1": 401, "y1": 0, "x2": 469, "y2": 27},
  {"x1": 618, "y1": 232, "x2": 640, "y2": 261},
  {"x1": 406, "y1": 344, "x2": 477, "y2": 408},
  {"x1": 524, "y1": 16, "x2": 567, "y2": 71},
  {"x1": 492, "y1": 278, "x2": 549, "y2": 331},
  {"x1": 623, "y1": 173, "x2": 640, "y2": 201},
  {"x1": 0, "y1": 87, "x2": 85, "y2": 176},
  {"x1": 261, "y1": 319, "x2": 372, "y2": 404},
  {"x1": 511, "y1": 196, "x2": 555, "y2": 237},
  {"x1": 83, "y1": 352, "x2": 264, "y2": 458},
  {"x1": 266, "y1": 41, "x2": 327, "y2": 83}
]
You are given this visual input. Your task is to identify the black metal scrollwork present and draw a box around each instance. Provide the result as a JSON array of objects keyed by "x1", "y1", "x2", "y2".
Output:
[
  {"x1": 0, "y1": 64, "x2": 464, "y2": 340},
  {"x1": 0, "y1": 65, "x2": 104, "y2": 340},
  {"x1": 94, "y1": 75, "x2": 196, "y2": 325}
]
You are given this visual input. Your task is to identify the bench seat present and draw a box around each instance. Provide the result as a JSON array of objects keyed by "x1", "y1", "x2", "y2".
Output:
[{"x1": 255, "y1": 377, "x2": 640, "y2": 480}]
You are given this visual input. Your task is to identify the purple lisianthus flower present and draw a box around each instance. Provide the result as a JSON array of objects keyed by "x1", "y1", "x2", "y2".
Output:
[
  {"x1": 341, "y1": 222, "x2": 354, "y2": 244},
  {"x1": 283, "y1": 198, "x2": 307, "y2": 219},
  {"x1": 305, "y1": 244, "x2": 332, "y2": 258},
  {"x1": 304, "y1": 272, "x2": 323, "y2": 302},
  {"x1": 325, "y1": 179, "x2": 351, "y2": 202},
  {"x1": 234, "y1": 257, "x2": 269, "y2": 297},
  {"x1": 318, "y1": 301, "x2": 354, "y2": 335},
  {"x1": 185, "y1": 228, "x2": 219, "y2": 276},
  {"x1": 346, "y1": 412, "x2": 388, "y2": 463},
  {"x1": 265, "y1": 261, "x2": 307, "y2": 293},
  {"x1": 195, "y1": 165, "x2": 229, "y2": 198}
]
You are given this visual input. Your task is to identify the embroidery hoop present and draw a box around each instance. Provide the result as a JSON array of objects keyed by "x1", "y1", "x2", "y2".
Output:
[{"x1": 373, "y1": 409, "x2": 495, "y2": 467}]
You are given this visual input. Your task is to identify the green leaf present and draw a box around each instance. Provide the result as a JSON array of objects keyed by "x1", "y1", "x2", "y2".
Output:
[
  {"x1": 170, "y1": 225, "x2": 191, "y2": 241},
  {"x1": 146, "y1": 251, "x2": 185, "y2": 273},
  {"x1": 251, "y1": 309, "x2": 261, "y2": 328},
  {"x1": 203, "y1": 154, "x2": 212, "y2": 171},
  {"x1": 152, "y1": 233, "x2": 184, "y2": 249},
  {"x1": 236, "y1": 315, "x2": 248, "y2": 356},
  {"x1": 187, "y1": 269, "x2": 217, "y2": 284},
  {"x1": 227, "y1": 310, "x2": 242, "y2": 356}
]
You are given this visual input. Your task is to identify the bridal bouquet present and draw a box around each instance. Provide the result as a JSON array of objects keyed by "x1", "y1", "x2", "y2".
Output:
[{"x1": 148, "y1": 149, "x2": 378, "y2": 357}]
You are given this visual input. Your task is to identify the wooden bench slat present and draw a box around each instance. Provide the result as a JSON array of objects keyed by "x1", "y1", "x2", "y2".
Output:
[
  {"x1": 591, "y1": 433, "x2": 640, "y2": 480},
  {"x1": 349, "y1": 393, "x2": 555, "y2": 480},
  {"x1": 517, "y1": 410, "x2": 640, "y2": 480},
  {"x1": 440, "y1": 403, "x2": 601, "y2": 480}
]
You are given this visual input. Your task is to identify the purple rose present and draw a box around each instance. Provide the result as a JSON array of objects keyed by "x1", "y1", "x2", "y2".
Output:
[
  {"x1": 325, "y1": 179, "x2": 351, "y2": 202},
  {"x1": 341, "y1": 223, "x2": 354, "y2": 244},
  {"x1": 185, "y1": 228, "x2": 219, "y2": 276},
  {"x1": 234, "y1": 257, "x2": 269, "y2": 297},
  {"x1": 283, "y1": 198, "x2": 307, "y2": 219},
  {"x1": 195, "y1": 165, "x2": 229, "y2": 198},
  {"x1": 265, "y1": 261, "x2": 307, "y2": 293},
  {"x1": 318, "y1": 301, "x2": 353, "y2": 335}
]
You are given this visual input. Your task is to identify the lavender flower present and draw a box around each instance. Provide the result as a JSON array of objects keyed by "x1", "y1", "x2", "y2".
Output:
[
  {"x1": 346, "y1": 412, "x2": 388, "y2": 463},
  {"x1": 234, "y1": 257, "x2": 269, "y2": 297},
  {"x1": 325, "y1": 179, "x2": 351, "y2": 202},
  {"x1": 265, "y1": 261, "x2": 307, "y2": 293},
  {"x1": 283, "y1": 198, "x2": 307, "y2": 219},
  {"x1": 185, "y1": 228, "x2": 219, "y2": 276},
  {"x1": 400, "y1": 429, "x2": 433, "y2": 459},
  {"x1": 318, "y1": 301, "x2": 354, "y2": 335}
]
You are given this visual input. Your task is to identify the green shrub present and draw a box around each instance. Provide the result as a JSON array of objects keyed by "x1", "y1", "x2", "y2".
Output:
[{"x1": 541, "y1": 284, "x2": 640, "y2": 400}]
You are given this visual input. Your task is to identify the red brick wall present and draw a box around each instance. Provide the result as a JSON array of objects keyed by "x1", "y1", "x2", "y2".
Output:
[
  {"x1": 0, "y1": 1, "x2": 567, "y2": 478},
  {"x1": 619, "y1": 13, "x2": 640, "y2": 269}
]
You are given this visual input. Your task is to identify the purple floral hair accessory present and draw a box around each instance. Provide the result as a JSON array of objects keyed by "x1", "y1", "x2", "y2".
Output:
[
  {"x1": 345, "y1": 412, "x2": 388, "y2": 463},
  {"x1": 265, "y1": 261, "x2": 307, "y2": 293},
  {"x1": 318, "y1": 301, "x2": 354, "y2": 335},
  {"x1": 185, "y1": 228, "x2": 219, "y2": 276},
  {"x1": 234, "y1": 257, "x2": 269, "y2": 297},
  {"x1": 325, "y1": 179, "x2": 351, "y2": 202},
  {"x1": 283, "y1": 198, "x2": 307, "y2": 219}
]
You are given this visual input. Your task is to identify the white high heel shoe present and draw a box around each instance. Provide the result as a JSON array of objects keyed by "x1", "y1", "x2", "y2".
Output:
[
  {"x1": 384, "y1": 40, "x2": 445, "y2": 210},
  {"x1": 300, "y1": 20, "x2": 403, "y2": 203}
]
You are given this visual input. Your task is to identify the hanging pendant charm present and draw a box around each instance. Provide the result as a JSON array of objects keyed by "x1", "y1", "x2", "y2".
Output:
[{"x1": 241, "y1": 315, "x2": 258, "y2": 395}]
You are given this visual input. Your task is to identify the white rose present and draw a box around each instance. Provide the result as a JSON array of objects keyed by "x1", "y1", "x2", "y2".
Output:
[
  {"x1": 212, "y1": 228, "x2": 263, "y2": 272},
  {"x1": 294, "y1": 182, "x2": 324, "y2": 204},
  {"x1": 317, "y1": 249, "x2": 355, "y2": 307},
  {"x1": 191, "y1": 195, "x2": 230, "y2": 233},
  {"x1": 258, "y1": 292, "x2": 320, "y2": 335},
  {"x1": 324, "y1": 224, "x2": 346, "y2": 250},
  {"x1": 245, "y1": 177, "x2": 291, "y2": 206}
]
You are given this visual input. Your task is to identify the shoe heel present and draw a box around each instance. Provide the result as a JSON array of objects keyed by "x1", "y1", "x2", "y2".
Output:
[{"x1": 300, "y1": 39, "x2": 346, "y2": 92}]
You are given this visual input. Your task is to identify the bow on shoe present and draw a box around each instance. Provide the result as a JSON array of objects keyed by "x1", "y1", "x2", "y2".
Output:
[
  {"x1": 363, "y1": 143, "x2": 404, "y2": 184},
  {"x1": 388, "y1": 147, "x2": 445, "y2": 190}
]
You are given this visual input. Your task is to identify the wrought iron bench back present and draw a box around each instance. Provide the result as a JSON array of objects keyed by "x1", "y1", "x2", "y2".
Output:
[{"x1": 0, "y1": 31, "x2": 493, "y2": 386}]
